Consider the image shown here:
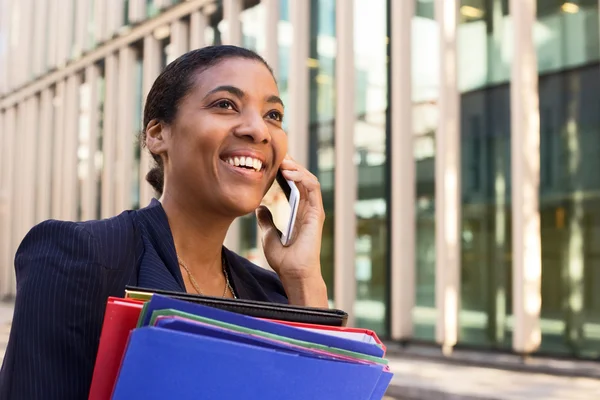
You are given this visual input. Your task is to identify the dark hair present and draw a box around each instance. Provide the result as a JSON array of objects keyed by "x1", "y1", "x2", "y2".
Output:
[{"x1": 141, "y1": 45, "x2": 274, "y2": 195}]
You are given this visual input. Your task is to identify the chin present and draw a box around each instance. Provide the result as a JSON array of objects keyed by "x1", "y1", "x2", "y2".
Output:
[{"x1": 221, "y1": 195, "x2": 263, "y2": 217}]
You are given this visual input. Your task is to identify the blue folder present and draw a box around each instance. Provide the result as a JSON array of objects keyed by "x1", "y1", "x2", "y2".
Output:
[
  {"x1": 139, "y1": 294, "x2": 385, "y2": 358},
  {"x1": 111, "y1": 326, "x2": 388, "y2": 400},
  {"x1": 154, "y1": 316, "x2": 379, "y2": 365}
]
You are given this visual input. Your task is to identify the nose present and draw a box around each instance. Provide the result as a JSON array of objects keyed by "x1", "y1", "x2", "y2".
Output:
[{"x1": 233, "y1": 110, "x2": 271, "y2": 144}]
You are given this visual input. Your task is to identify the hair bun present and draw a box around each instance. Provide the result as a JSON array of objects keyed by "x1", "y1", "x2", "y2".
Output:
[{"x1": 146, "y1": 166, "x2": 164, "y2": 195}]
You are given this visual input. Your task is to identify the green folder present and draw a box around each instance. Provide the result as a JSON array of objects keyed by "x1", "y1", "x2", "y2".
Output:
[{"x1": 148, "y1": 308, "x2": 388, "y2": 366}]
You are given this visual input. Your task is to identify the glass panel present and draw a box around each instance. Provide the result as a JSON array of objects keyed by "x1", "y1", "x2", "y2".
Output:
[
  {"x1": 536, "y1": 0, "x2": 600, "y2": 359},
  {"x1": 457, "y1": 0, "x2": 512, "y2": 91},
  {"x1": 536, "y1": 0, "x2": 599, "y2": 74},
  {"x1": 457, "y1": 0, "x2": 513, "y2": 349},
  {"x1": 96, "y1": 71, "x2": 106, "y2": 219},
  {"x1": 132, "y1": 55, "x2": 143, "y2": 210},
  {"x1": 241, "y1": 2, "x2": 265, "y2": 52},
  {"x1": 78, "y1": 78, "x2": 91, "y2": 220},
  {"x1": 87, "y1": 0, "x2": 96, "y2": 50},
  {"x1": 277, "y1": 0, "x2": 291, "y2": 132},
  {"x1": 308, "y1": 0, "x2": 336, "y2": 301},
  {"x1": 412, "y1": 0, "x2": 438, "y2": 342},
  {"x1": 147, "y1": 0, "x2": 159, "y2": 18},
  {"x1": 353, "y1": 0, "x2": 388, "y2": 335},
  {"x1": 538, "y1": 65, "x2": 600, "y2": 359},
  {"x1": 207, "y1": 1, "x2": 224, "y2": 45}
]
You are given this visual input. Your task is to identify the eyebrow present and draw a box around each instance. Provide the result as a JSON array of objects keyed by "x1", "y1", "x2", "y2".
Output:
[{"x1": 203, "y1": 85, "x2": 284, "y2": 108}]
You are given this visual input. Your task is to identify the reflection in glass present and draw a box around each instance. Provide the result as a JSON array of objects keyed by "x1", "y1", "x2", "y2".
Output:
[
  {"x1": 241, "y1": 2, "x2": 265, "y2": 53},
  {"x1": 538, "y1": 65, "x2": 600, "y2": 359},
  {"x1": 132, "y1": 56, "x2": 143, "y2": 210},
  {"x1": 536, "y1": 0, "x2": 599, "y2": 74},
  {"x1": 308, "y1": 0, "x2": 336, "y2": 301},
  {"x1": 457, "y1": 0, "x2": 513, "y2": 349},
  {"x1": 535, "y1": 0, "x2": 600, "y2": 359},
  {"x1": 412, "y1": 0, "x2": 438, "y2": 342},
  {"x1": 353, "y1": 0, "x2": 388, "y2": 335}
]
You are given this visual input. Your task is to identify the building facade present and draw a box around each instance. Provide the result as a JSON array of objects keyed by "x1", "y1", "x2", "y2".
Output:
[{"x1": 1, "y1": 0, "x2": 600, "y2": 360}]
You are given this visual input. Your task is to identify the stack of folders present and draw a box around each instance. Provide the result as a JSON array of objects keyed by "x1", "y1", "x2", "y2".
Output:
[{"x1": 88, "y1": 287, "x2": 393, "y2": 400}]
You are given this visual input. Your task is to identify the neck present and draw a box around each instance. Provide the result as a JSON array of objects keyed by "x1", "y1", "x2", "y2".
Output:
[{"x1": 159, "y1": 191, "x2": 233, "y2": 277}]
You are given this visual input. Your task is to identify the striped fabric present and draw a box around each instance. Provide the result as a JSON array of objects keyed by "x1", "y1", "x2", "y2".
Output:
[{"x1": 0, "y1": 199, "x2": 287, "y2": 400}]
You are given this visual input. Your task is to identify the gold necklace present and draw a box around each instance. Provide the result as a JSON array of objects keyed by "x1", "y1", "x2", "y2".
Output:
[{"x1": 178, "y1": 255, "x2": 236, "y2": 298}]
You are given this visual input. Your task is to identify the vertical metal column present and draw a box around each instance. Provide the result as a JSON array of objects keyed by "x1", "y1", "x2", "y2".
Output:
[
  {"x1": 334, "y1": 0, "x2": 356, "y2": 323},
  {"x1": 116, "y1": 47, "x2": 136, "y2": 213},
  {"x1": 0, "y1": 107, "x2": 16, "y2": 298},
  {"x1": 73, "y1": 0, "x2": 90, "y2": 59},
  {"x1": 434, "y1": 0, "x2": 461, "y2": 352},
  {"x1": 129, "y1": 0, "x2": 147, "y2": 24},
  {"x1": 140, "y1": 35, "x2": 162, "y2": 207},
  {"x1": 171, "y1": 18, "x2": 190, "y2": 58},
  {"x1": 63, "y1": 74, "x2": 81, "y2": 221},
  {"x1": 36, "y1": 88, "x2": 53, "y2": 222},
  {"x1": 262, "y1": 0, "x2": 280, "y2": 76},
  {"x1": 32, "y1": 0, "x2": 49, "y2": 77},
  {"x1": 51, "y1": 81, "x2": 66, "y2": 219},
  {"x1": 510, "y1": 0, "x2": 542, "y2": 354},
  {"x1": 101, "y1": 53, "x2": 119, "y2": 218},
  {"x1": 390, "y1": 0, "x2": 415, "y2": 340},
  {"x1": 81, "y1": 65, "x2": 101, "y2": 221},
  {"x1": 190, "y1": 10, "x2": 208, "y2": 49},
  {"x1": 223, "y1": 0, "x2": 243, "y2": 45}
]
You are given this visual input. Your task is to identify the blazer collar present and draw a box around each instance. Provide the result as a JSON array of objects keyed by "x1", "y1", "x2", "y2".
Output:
[{"x1": 133, "y1": 198, "x2": 251, "y2": 299}]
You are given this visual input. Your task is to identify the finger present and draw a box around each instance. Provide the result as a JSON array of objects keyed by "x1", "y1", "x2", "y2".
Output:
[
  {"x1": 255, "y1": 205, "x2": 283, "y2": 249},
  {"x1": 280, "y1": 169, "x2": 324, "y2": 212}
]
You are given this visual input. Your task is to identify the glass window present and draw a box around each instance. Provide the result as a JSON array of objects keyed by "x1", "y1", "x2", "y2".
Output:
[
  {"x1": 457, "y1": 0, "x2": 514, "y2": 349},
  {"x1": 96, "y1": 69, "x2": 106, "y2": 219},
  {"x1": 536, "y1": 0, "x2": 599, "y2": 74},
  {"x1": 457, "y1": 0, "x2": 512, "y2": 91},
  {"x1": 353, "y1": 0, "x2": 388, "y2": 335},
  {"x1": 412, "y1": 0, "x2": 438, "y2": 342},
  {"x1": 538, "y1": 65, "x2": 600, "y2": 358},
  {"x1": 536, "y1": 0, "x2": 600, "y2": 360},
  {"x1": 132, "y1": 55, "x2": 143, "y2": 210},
  {"x1": 277, "y1": 0, "x2": 291, "y2": 131},
  {"x1": 308, "y1": 0, "x2": 336, "y2": 301},
  {"x1": 241, "y1": 1, "x2": 265, "y2": 52}
]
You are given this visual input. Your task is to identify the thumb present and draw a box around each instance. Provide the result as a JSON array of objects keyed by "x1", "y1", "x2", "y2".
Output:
[{"x1": 256, "y1": 206, "x2": 282, "y2": 250}]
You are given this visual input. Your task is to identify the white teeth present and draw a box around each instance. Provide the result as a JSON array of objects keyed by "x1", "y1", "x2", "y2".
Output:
[{"x1": 224, "y1": 156, "x2": 263, "y2": 172}]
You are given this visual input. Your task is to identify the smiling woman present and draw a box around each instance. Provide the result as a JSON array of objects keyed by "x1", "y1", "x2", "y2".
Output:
[{"x1": 0, "y1": 45, "x2": 328, "y2": 400}]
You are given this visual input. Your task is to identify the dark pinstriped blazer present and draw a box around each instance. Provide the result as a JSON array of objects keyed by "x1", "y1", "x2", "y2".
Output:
[{"x1": 0, "y1": 199, "x2": 287, "y2": 400}]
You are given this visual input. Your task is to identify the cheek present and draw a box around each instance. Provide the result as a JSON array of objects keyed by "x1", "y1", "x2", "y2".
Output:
[{"x1": 272, "y1": 130, "x2": 288, "y2": 164}]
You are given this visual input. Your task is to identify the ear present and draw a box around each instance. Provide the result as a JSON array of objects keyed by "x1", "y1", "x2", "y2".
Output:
[{"x1": 145, "y1": 119, "x2": 169, "y2": 158}]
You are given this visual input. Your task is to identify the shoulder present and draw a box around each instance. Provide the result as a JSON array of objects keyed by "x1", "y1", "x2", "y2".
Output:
[
  {"x1": 225, "y1": 249, "x2": 288, "y2": 304},
  {"x1": 17, "y1": 211, "x2": 138, "y2": 271}
]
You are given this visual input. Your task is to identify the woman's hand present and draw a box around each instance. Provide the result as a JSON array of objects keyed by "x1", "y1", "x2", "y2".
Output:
[{"x1": 256, "y1": 156, "x2": 329, "y2": 308}]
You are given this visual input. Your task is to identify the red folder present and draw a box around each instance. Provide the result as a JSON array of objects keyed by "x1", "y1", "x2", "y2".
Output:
[
  {"x1": 88, "y1": 297, "x2": 144, "y2": 400},
  {"x1": 265, "y1": 320, "x2": 386, "y2": 354}
]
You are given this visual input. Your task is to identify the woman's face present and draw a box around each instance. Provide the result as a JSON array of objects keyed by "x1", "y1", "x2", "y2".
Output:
[{"x1": 158, "y1": 57, "x2": 287, "y2": 216}]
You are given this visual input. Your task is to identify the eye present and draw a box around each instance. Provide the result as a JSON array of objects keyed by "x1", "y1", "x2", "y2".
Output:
[
  {"x1": 267, "y1": 110, "x2": 283, "y2": 122},
  {"x1": 214, "y1": 99, "x2": 236, "y2": 110}
]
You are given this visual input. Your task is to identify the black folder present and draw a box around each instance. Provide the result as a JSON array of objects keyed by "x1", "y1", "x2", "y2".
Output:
[{"x1": 124, "y1": 285, "x2": 349, "y2": 327}]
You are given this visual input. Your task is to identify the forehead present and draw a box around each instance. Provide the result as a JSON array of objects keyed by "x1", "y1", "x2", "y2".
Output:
[{"x1": 190, "y1": 58, "x2": 279, "y2": 98}]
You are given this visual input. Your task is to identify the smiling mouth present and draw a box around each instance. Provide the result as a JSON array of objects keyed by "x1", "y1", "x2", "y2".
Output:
[{"x1": 222, "y1": 156, "x2": 264, "y2": 172}]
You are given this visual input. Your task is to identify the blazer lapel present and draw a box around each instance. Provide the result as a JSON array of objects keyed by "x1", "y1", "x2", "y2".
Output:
[{"x1": 133, "y1": 199, "x2": 186, "y2": 292}]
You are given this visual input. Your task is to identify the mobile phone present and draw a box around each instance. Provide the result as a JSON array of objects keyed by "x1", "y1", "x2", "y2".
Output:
[{"x1": 275, "y1": 169, "x2": 300, "y2": 246}]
